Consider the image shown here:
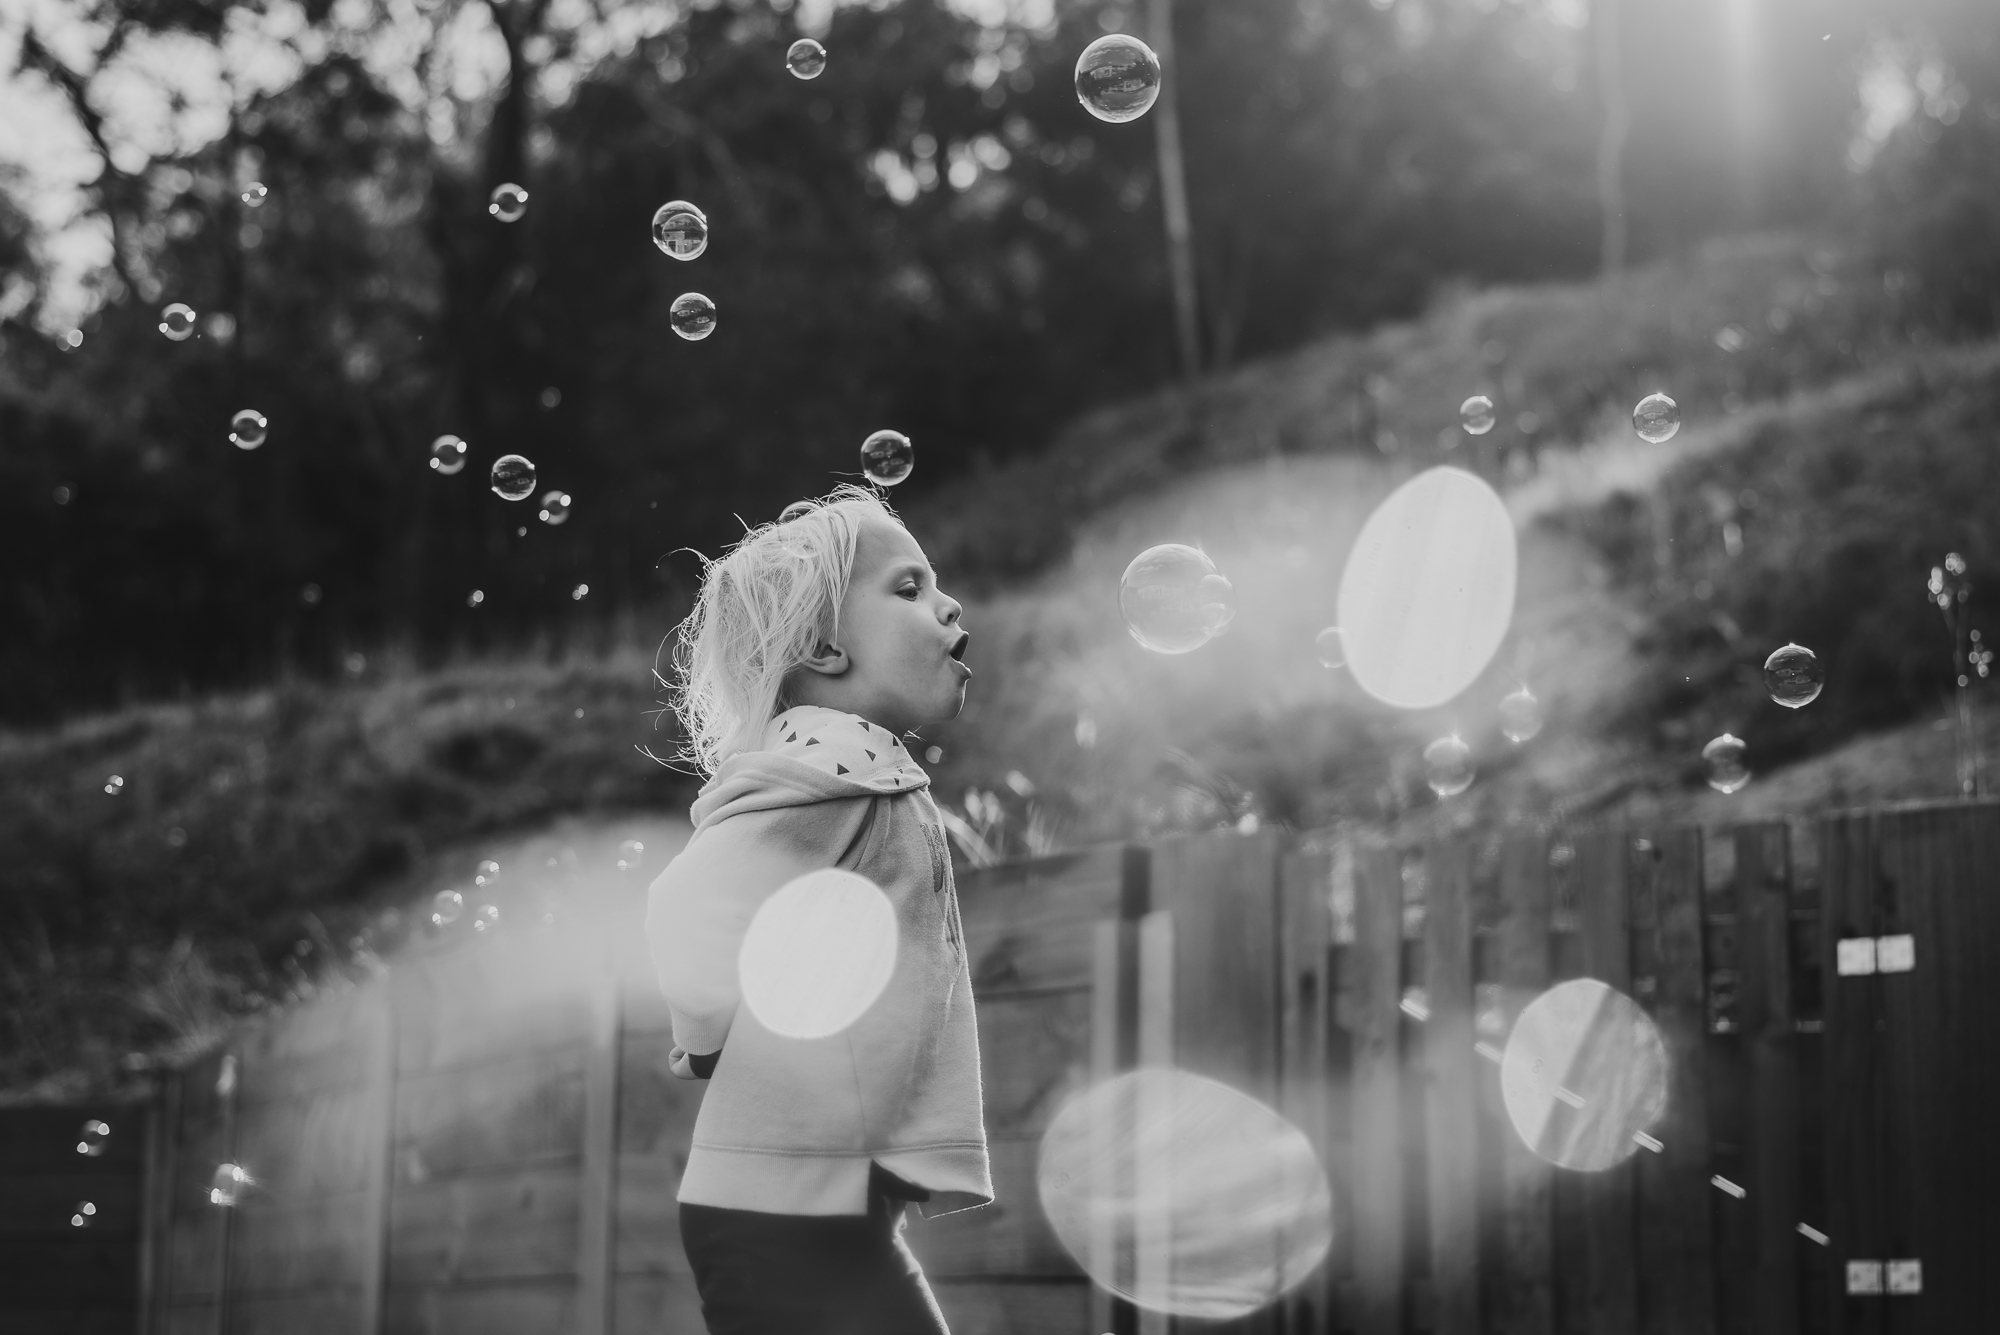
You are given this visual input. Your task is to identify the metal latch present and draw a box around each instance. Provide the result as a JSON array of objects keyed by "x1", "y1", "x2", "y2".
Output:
[{"x1": 1835, "y1": 935, "x2": 1915, "y2": 975}]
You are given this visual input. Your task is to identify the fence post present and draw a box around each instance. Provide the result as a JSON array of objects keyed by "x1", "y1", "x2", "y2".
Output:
[
  {"x1": 1575, "y1": 830, "x2": 1637, "y2": 1331},
  {"x1": 576, "y1": 949, "x2": 622, "y2": 1335},
  {"x1": 1349, "y1": 841, "x2": 1404, "y2": 1335},
  {"x1": 1734, "y1": 822, "x2": 1800, "y2": 1335},
  {"x1": 1278, "y1": 843, "x2": 1336, "y2": 1335},
  {"x1": 1492, "y1": 830, "x2": 1554, "y2": 1335},
  {"x1": 1136, "y1": 907, "x2": 1175, "y2": 1335},
  {"x1": 1423, "y1": 836, "x2": 1480, "y2": 1335},
  {"x1": 357, "y1": 974, "x2": 397, "y2": 1335}
]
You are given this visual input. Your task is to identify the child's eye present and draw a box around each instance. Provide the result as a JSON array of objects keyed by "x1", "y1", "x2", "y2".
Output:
[{"x1": 900, "y1": 586, "x2": 919, "y2": 598}]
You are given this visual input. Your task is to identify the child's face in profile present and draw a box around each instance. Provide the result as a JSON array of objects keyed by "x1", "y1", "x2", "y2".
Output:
[{"x1": 793, "y1": 516, "x2": 970, "y2": 736}]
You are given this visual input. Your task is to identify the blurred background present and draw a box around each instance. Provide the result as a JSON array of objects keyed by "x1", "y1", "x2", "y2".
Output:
[{"x1": 0, "y1": 0, "x2": 1996, "y2": 1109}]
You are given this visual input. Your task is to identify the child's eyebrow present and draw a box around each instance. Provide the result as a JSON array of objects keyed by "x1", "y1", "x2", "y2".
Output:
[{"x1": 885, "y1": 561, "x2": 936, "y2": 584}]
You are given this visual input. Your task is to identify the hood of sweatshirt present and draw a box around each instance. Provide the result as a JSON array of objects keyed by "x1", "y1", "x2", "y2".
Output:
[{"x1": 688, "y1": 705, "x2": 933, "y2": 831}]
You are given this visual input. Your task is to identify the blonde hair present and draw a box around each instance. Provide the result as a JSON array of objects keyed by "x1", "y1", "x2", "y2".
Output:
[{"x1": 665, "y1": 483, "x2": 906, "y2": 778}]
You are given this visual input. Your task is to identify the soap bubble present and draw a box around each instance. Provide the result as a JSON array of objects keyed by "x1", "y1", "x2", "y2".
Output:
[
  {"x1": 1423, "y1": 734, "x2": 1474, "y2": 797},
  {"x1": 1498, "y1": 687, "x2": 1544, "y2": 743},
  {"x1": 429, "y1": 435, "x2": 467, "y2": 474},
  {"x1": 1460, "y1": 395, "x2": 1496, "y2": 436},
  {"x1": 475, "y1": 860, "x2": 500, "y2": 887},
  {"x1": 472, "y1": 904, "x2": 500, "y2": 933},
  {"x1": 572, "y1": 583, "x2": 589, "y2": 600},
  {"x1": 57, "y1": 329, "x2": 82, "y2": 351},
  {"x1": 1036, "y1": 1068, "x2": 1333, "y2": 1319},
  {"x1": 617, "y1": 839, "x2": 645, "y2": 871},
  {"x1": 670, "y1": 292, "x2": 717, "y2": 340},
  {"x1": 1762, "y1": 643, "x2": 1824, "y2": 709},
  {"x1": 77, "y1": 1120, "x2": 111, "y2": 1157},
  {"x1": 466, "y1": 589, "x2": 484, "y2": 607},
  {"x1": 229, "y1": 409, "x2": 267, "y2": 450},
  {"x1": 1501, "y1": 979, "x2": 1668, "y2": 1171},
  {"x1": 786, "y1": 37, "x2": 827, "y2": 79},
  {"x1": 1119, "y1": 544, "x2": 1236, "y2": 654},
  {"x1": 209, "y1": 1163, "x2": 252, "y2": 1207},
  {"x1": 651, "y1": 201, "x2": 709, "y2": 260},
  {"x1": 431, "y1": 890, "x2": 465, "y2": 926},
  {"x1": 1075, "y1": 33, "x2": 1162, "y2": 124},
  {"x1": 488, "y1": 183, "x2": 529, "y2": 222},
  {"x1": 739, "y1": 869, "x2": 898, "y2": 1039},
  {"x1": 538, "y1": 490, "x2": 572, "y2": 525},
  {"x1": 241, "y1": 182, "x2": 267, "y2": 208},
  {"x1": 1702, "y1": 733, "x2": 1750, "y2": 794},
  {"x1": 1338, "y1": 467, "x2": 1517, "y2": 710},
  {"x1": 860, "y1": 430, "x2": 914, "y2": 487},
  {"x1": 1314, "y1": 626, "x2": 1346, "y2": 669},
  {"x1": 159, "y1": 304, "x2": 197, "y2": 341},
  {"x1": 1633, "y1": 393, "x2": 1681, "y2": 444},
  {"x1": 104, "y1": 775, "x2": 124, "y2": 796},
  {"x1": 71, "y1": 1201, "x2": 97, "y2": 1227},
  {"x1": 490, "y1": 453, "x2": 537, "y2": 500}
]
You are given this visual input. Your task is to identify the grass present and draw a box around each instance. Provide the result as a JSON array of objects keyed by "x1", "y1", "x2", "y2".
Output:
[{"x1": 7, "y1": 226, "x2": 1995, "y2": 1102}]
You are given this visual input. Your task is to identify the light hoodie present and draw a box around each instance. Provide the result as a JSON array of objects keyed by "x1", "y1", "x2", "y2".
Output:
[{"x1": 644, "y1": 704, "x2": 994, "y2": 1219}]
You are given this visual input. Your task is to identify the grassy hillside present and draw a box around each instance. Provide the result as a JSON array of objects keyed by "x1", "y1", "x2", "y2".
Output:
[{"x1": 7, "y1": 228, "x2": 1996, "y2": 1103}]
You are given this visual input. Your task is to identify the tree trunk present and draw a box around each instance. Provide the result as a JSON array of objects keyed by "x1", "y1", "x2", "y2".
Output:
[
  {"x1": 1146, "y1": 0, "x2": 1201, "y2": 381},
  {"x1": 1593, "y1": 0, "x2": 1630, "y2": 277}
]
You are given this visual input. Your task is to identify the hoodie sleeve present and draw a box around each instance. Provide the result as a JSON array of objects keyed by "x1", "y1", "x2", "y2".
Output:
[{"x1": 643, "y1": 801, "x2": 862, "y2": 1059}]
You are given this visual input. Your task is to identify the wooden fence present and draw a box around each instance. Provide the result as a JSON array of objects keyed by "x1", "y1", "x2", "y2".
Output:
[{"x1": 132, "y1": 799, "x2": 1998, "y2": 1334}]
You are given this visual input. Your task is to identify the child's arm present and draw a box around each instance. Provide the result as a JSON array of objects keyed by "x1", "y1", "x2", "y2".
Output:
[{"x1": 644, "y1": 816, "x2": 824, "y2": 1080}]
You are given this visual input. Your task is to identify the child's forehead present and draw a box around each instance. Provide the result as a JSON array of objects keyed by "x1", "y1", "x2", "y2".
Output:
[{"x1": 853, "y1": 519, "x2": 931, "y2": 579}]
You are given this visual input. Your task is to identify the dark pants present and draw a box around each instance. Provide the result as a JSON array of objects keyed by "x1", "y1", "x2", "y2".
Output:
[{"x1": 679, "y1": 1165, "x2": 950, "y2": 1335}]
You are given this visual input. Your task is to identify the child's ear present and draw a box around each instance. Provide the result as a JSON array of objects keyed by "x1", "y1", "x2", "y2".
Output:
[{"x1": 797, "y1": 641, "x2": 849, "y2": 675}]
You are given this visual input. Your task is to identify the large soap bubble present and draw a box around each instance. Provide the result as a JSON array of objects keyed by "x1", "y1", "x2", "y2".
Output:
[
  {"x1": 488, "y1": 183, "x2": 528, "y2": 222},
  {"x1": 490, "y1": 454, "x2": 537, "y2": 501},
  {"x1": 1423, "y1": 734, "x2": 1474, "y2": 797},
  {"x1": 1459, "y1": 395, "x2": 1496, "y2": 436},
  {"x1": 1336, "y1": 467, "x2": 1517, "y2": 710},
  {"x1": 1762, "y1": 643, "x2": 1823, "y2": 709},
  {"x1": 1632, "y1": 392, "x2": 1680, "y2": 444},
  {"x1": 671, "y1": 292, "x2": 717, "y2": 340},
  {"x1": 1075, "y1": 34, "x2": 1161, "y2": 124},
  {"x1": 159, "y1": 304, "x2": 197, "y2": 341},
  {"x1": 1036, "y1": 1068, "x2": 1332, "y2": 1319},
  {"x1": 229, "y1": 409, "x2": 267, "y2": 450},
  {"x1": 786, "y1": 38, "x2": 827, "y2": 79},
  {"x1": 1119, "y1": 544, "x2": 1236, "y2": 655},
  {"x1": 1702, "y1": 733, "x2": 1750, "y2": 793},
  {"x1": 739, "y1": 869, "x2": 898, "y2": 1040},
  {"x1": 429, "y1": 435, "x2": 467, "y2": 474},
  {"x1": 1498, "y1": 686, "x2": 1544, "y2": 743},
  {"x1": 1501, "y1": 978, "x2": 1669, "y2": 1171}
]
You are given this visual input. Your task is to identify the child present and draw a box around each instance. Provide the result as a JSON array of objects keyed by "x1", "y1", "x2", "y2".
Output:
[{"x1": 646, "y1": 483, "x2": 991, "y2": 1335}]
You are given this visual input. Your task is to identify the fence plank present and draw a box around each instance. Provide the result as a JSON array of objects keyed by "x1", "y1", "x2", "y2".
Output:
[
  {"x1": 1089, "y1": 910, "x2": 1142, "y2": 1335},
  {"x1": 1136, "y1": 907, "x2": 1174, "y2": 1335},
  {"x1": 1633, "y1": 827, "x2": 1717, "y2": 1335},
  {"x1": 1735, "y1": 823, "x2": 1799, "y2": 1335},
  {"x1": 1491, "y1": 832, "x2": 1553, "y2": 1335},
  {"x1": 1818, "y1": 813, "x2": 1883, "y2": 1335},
  {"x1": 576, "y1": 967, "x2": 620, "y2": 1335},
  {"x1": 1349, "y1": 841, "x2": 1404, "y2": 1335},
  {"x1": 1278, "y1": 848, "x2": 1335, "y2": 1335},
  {"x1": 1575, "y1": 830, "x2": 1637, "y2": 1335},
  {"x1": 144, "y1": 1077, "x2": 181, "y2": 1335},
  {"x1": 1422, "y1": 837, "x2": 1479, "y2": 1335}
]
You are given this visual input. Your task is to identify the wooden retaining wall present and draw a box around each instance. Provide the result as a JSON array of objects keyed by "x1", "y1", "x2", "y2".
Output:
[{"x1": 133, "y1": 799, "x2": 1998, "y2": 1334}]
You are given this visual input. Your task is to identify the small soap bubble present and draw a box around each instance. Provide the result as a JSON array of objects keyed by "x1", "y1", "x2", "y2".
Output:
[
  {"x1": 209, "y1": 1163, "x2": 252, "y2": 1207},
  {"x1": 431, "y1": 889, "x2": 465, "y2": 926},
  {"x1": 1460, "y1": 395, "x2": 1496, "y2": 436},
  {"x1": 1118, "y1": 544, "x2": 1235, "y2": 654},
  {"x1": 467, "y1": 589, "x2": 484, "y2": 607},
  {"x1": 58, "y1": 329, "x2": 82, "y2": 351},
  {"x1": 472, "y1": 904, "x2": 500, "y2": 933},
  {"x1": 860, "y1": 430, "x2": 915, "y2": 486},
  {"x1": 1314, "y1": 626, "x2": 1346, "y2": 669},
  {"x1": 300, "y1": 583, "x2": 322, "y2": 606},
  {"x1": 490, "y1": 453, "x2": 537, "y2": 500},
  {"x1": 651, "y1": 201, "x2": 709, "y2": 260},
  {"x1": 670, "y1": 292, "x2": 717, "y2": 340},
  {"x1": 539, "y1": 386, "x2": 561, "y2": 409},
  {"x1": 1763, "y1": 643, "x2": 1824, "y2": 708},
  {"x1": 429, "y1": 435, "x2": 468, "y2": 474},
  {"x1": 538, "y1": 491, "x2": 572, "y2": 525},
  {"x1": 104, "y1": 775, "x2": 124, "y2": 796},
  {"x1": 616, "y1": 839, "x2": 644, "y2": 871},
  {"x1": 1424, "y1": 734, "x2": 1475, "y2": 797},
  {"x1": 344, "y1": 652, "x2": 367, "y2": 676},
  {"x1": 1633, "y1": 393, "x2": 1681, "y2": 444},
  {"x1": 515, "y1": 526, "x2": 526, "y2": 537},
  {"x1": 77, "y1": 1120, "x2": 111, "y2": 1157},
  {"x1": 1498, "y1": 686, "x2": 1544, "y2": 743},
  {"x1": 571, "y1": 583, "x2": 589, "y2": 600},
  {"x1": 72, "y1": 1201, "x2": 97, "y2": 1227},
  {"x1": 1702, "y1": 733, "x2": 1750, "y2": 794},
  {"x1": 230, "y1": 409, "x2": 267, "y2": 450},
  {"x1": 475, "y1": 860, "x2": 500, "y2": 887},
  {"x1": 926, "y1": 746, "x2": 944, "y2": 764},
  {"x1": 1075, "y1": 33, "x2": 1162, "y2": 124},
  {"x1": 159, "y1": 303, "x2": 197, "y2": 341},
  {"x1": 241, "y1": 182, "x2": 267, "y2": 208},
  {"x1": 488, "y1": 183, "x2": 528, "y2": 222},
  {"x1": 204, "y1": 312, "x2": 236, "y2": 345},
  {"x1": 786, "y1": 37, "x2": 827, "y2": 79}
]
